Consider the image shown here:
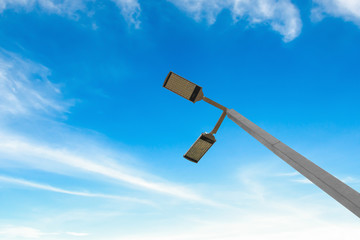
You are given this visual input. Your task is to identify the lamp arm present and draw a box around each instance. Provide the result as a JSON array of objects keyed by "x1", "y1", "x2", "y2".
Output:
[
  {"x1": 210, "y1": 110, "x2": 227, "y2": 135},
  {"x1": 203, "y1": 96, "x2": 226, "y2": 111},
  {"x1": 202, "y1": 96, "x2": 227, "y2": 135}
]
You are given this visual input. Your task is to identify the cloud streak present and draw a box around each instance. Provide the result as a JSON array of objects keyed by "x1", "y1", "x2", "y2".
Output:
[{"x1": 0, "y1": 175, "x2": 152, "y2": 205}]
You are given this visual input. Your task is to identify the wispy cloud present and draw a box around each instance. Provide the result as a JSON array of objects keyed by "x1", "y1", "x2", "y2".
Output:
[
  {"x1": 168, "y1": 0, "x2": 302, "y2": 41},
  {"x1": 0, "y1": 49, "x2": 71, "y2": 117},
  {"x1": 0, "y1": 175, "x2": 152, "y2": 205},
  {"x1": 276, "y1": 171, "x2": 300, "y2": 177},
  {"x1": 312, "y1": 0, "x2": 360, "y2": 26}
]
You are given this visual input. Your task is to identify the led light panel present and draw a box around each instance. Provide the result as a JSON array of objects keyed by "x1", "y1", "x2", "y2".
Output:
[
  {"x1": 184, "y1": 133, "x2": 216, "y2": 163},
  {"x1": 163, "y1": 72, "x2": 203, "y2": 103}
]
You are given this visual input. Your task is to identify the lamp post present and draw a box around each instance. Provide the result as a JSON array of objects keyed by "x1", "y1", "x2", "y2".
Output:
[{"x1": 163, "y1": 71, "x2": 360, "y2": 218}]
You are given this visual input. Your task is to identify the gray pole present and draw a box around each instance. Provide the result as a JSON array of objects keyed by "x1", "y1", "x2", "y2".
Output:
[{"x1": 227, "y1": 109, "x2": 360, "y2": 218}]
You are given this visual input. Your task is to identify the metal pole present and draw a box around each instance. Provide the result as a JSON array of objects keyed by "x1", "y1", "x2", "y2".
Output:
[{"x1": 227, "y1": 109, "x2": 360, "y2": 218}]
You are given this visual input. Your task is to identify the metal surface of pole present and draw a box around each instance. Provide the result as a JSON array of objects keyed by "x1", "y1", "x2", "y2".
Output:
[{"x1": 227, "y1": 109, "x2": 360, "y2": 218}]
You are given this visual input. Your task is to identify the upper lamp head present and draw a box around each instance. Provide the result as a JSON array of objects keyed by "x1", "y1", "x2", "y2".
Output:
[{"x1": 163, "y1": 71, "x2": 204, "y2": 103}]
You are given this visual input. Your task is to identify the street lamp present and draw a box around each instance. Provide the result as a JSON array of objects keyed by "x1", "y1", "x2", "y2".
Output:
[
  {"x1": 164, "y1": 71, "x2": 226, "y2": 163},
  {"x1": 163, "y1": 71, "x2": 360, "y2": 219}
]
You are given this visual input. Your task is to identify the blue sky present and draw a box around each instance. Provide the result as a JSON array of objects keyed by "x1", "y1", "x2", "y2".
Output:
[{"x1": 0, "y1": 0, "x2": 359, "y2": 239}]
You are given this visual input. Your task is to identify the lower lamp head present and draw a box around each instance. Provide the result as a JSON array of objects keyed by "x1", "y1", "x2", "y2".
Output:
[{"x1": 184, "y1": 133, "x2": 216, "y2": 163}]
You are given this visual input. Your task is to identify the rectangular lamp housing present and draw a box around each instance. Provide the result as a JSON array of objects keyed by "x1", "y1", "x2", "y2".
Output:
[
  {"x1": 184, "y1": 133, "x2": 216, "y2": 163},
  {"x1": 163, "y1": 72, "x2": 203, "y2": 103}
]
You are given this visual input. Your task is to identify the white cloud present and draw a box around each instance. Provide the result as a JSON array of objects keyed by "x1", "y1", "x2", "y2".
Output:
[
  {"x1": 111, "y1": 0, "x2": 141, "y2": 28},
  {"x1": 0, "y1": 0, "x2": 141, "y2": 27},
  {"x1": 312, "y1": 0, "x2": 360, "y2": 25},
  {"x1": 168, "y1": 0, "x2": 302, "y2": 41},
  {"x1": 0, "y1": 49, "x2": 71, "y2": 117},
  {"x1": 0, "y1": 226, "x2": 51, "y2": 239},
  {"x1": 0, "y1": 0, "x2": 86, "y2": 17},
  {"x1": 0, "y1": 175, "x2": 152, "y2": 205}
]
